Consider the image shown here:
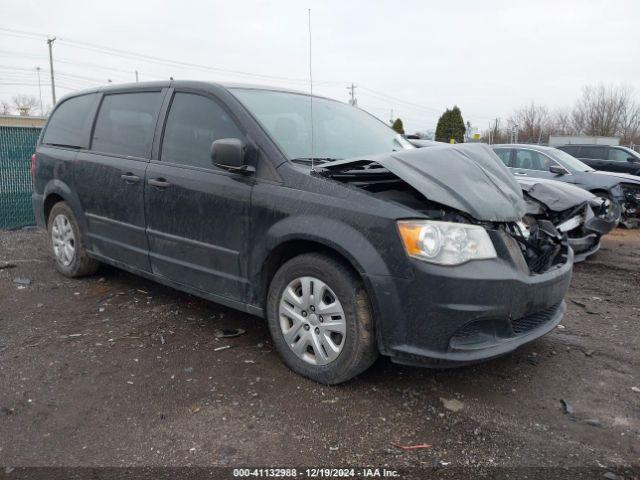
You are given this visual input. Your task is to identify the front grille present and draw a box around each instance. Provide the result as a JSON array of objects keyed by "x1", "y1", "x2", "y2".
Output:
[
  {"x1": 503, "y1": 221, "x2": 566, "y2": 274},
  {"x1": 449, "y1": 303, "x2": 562, "y2": 349}
]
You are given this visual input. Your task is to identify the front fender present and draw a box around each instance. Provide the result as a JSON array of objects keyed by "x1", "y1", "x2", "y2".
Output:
[{"x1": 261, "y1": 214, "x2": 395, "y2": 277}]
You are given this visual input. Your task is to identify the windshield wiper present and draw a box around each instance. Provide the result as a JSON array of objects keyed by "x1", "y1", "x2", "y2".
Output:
[{"x1": 290, "y1": 157, "x2": 339, "y2": 165}]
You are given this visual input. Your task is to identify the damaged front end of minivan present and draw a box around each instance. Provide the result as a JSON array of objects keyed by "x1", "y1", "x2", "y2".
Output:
[
  {"x1": 518, "y1": 178, "x2": 618, "y2": 262},
  {"x1": 318, "y1": 143, "x2": 573, "y2": 367}
]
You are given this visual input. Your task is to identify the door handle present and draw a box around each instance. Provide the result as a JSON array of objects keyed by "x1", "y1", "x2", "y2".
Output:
[
  {"x1": 514, "y1": 172, "x2": 528, "y2": 176},
  {"x1": 120, "y1": 172, "x2": 141, "y2": 184},
  {"x1": 148, "y1": 178, "x2": 171, "y2": 189}
]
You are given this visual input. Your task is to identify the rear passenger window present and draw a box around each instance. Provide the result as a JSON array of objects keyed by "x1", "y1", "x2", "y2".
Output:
[
  {"x1": 580, "y1": 146, "x2": 606, "y2": 159},
  {"x1": 42, "y1": 94, "x2": 97, "y2": 148},
  {"x1": 560, "y1": 145, "x2": 579, "y2": 156},
  {"x1": 91, "y1": 92, "x2": 162, "y2": 158},
  {"x1": 161, "y1": 93, "x2": 243, "y2": 169}
]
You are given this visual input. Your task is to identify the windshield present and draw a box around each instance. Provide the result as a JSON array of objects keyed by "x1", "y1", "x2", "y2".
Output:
[
  {"x1": 548, "y1": 148, "x2": 595, "y2": 172},
  {"x1": 618, "y1": 146, "x2": 640, "y2": 159},
  {"x1": 231, "y1": 88, "x2": 412, "y2": 161}
]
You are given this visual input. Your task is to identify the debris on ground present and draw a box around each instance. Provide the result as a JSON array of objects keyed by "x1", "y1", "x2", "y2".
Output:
[
  {"x1": 215, "y1": 328, "x2": 246, "y2": 338},
  {"x1": 582, "y1": 418, "x2": 603, "y2": 428},
  {"x1": 440, "y1": 398, "x2": 464, "y2": 412},
  {"x1": 213, "y1": 345, "x2": 233, "y2": 352},
  {"x1": 603, "y1": 472, "x2": 624, "y2": 480},
  {"x1": 392, "y1": 443, "x2": 432, "y2": 450},
  {"x1": 12, "y1": 277, "x2": 31, "y2": 286},
  {"x1": 0, "y1": 263, "x2": 16, "y2": 270},
  {"x1": 560, "y1": 399, "x2": 574, "y2": 415},
  {"x1": 631, "y1": 386, "x2": 640, "y2": 393}
]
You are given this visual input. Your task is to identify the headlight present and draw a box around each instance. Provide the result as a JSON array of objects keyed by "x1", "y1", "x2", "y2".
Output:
[{"x1": 397, "y1": 220, "x2": 497, "y2": 265}]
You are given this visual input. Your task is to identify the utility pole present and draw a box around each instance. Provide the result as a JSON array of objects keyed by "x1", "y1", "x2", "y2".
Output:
[
  {"x1": 47, "y1": 36, "x2": 56, "y2": 105},
  {"x1": 36, "y1": 66, "x2": 43, "y2": 116},
  {"x1": 135, "y1": 70, "x2": 139, "y2": 82},
  {"x1": 346, "y1": 83, "x2": 357, "y2": 106}
]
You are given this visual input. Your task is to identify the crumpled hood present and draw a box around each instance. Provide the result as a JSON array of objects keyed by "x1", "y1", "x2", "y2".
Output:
[
  {"x1": 517, "y1": 177, "x2": 597, "y2": 212},
  {"x1": 322, "y1": 143, "x2": 526, "y2": 222},
  {"x1": 592, "y1": 170, "x2": 640, "y2": 184}
]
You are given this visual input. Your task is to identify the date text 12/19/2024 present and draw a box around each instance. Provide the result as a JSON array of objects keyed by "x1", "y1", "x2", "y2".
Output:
[{"x1": 233, "y1": 468, "x2": 400, "y2": 478}]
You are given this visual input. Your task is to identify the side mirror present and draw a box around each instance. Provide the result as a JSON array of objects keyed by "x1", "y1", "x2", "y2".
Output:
[
  {"x1": 211, "y1": 138, "x2": 255, "y2": 174},
  {"x1": 628, "y1": 156, "x2": 639, "y2": 163},
  {"x1": 549, "y1": 165, "x2": 570, "y2": 176}
]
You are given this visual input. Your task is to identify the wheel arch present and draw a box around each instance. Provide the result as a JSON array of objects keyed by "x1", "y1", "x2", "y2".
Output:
[
  {"x1": 252, "y1": 216, "x2": 398, "y2": 327},
  {"x1": 42, "y1": 179, "x2": 88, "y2": 234}
]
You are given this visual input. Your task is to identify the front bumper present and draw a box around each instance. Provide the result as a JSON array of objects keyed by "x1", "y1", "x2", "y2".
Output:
[
  {"x1": 367, "y1": 233, "x2": 573, "y2": 367},
  {"x1": 566, "y1": 201, "x2": 617, "y2": 262}
]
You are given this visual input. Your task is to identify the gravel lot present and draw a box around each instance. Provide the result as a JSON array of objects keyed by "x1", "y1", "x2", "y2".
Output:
[{"x1": 0, "y1": 228, "x2": 638, "y2": 476}]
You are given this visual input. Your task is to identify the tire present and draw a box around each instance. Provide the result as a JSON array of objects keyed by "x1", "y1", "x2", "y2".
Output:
[
  {"x1": 266, "y1": 253, "x2": 378, "y2": 384},
  {"x1": 47, "y1": 202, "x2": 99, "y2": 278}
]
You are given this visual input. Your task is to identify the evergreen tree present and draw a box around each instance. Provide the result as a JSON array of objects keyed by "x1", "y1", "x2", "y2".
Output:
[
  {"x1": 435, "y1": 106, "x2": 466, "y2": 143},
  {"x1": 391, "y1": 118, "x2": 405, "y2": 134}
]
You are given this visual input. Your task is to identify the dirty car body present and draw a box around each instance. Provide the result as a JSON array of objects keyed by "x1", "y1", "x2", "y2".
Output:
[
  {"x1": 319, "y1": 143, "x2": 573, "y2": 366},
  {"x1": 32, "y1": 82, "x2": 572, "y2": 381}
]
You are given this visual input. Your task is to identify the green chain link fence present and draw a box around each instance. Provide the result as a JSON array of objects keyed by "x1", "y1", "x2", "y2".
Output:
[{"x1": 0, "y1": 126, "x2": 41, "y2": 229}]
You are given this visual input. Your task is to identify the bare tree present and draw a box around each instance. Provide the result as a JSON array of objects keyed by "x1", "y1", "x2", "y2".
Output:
[
  {"x1": 571, "y1": 85, "x2": 633, "y2": 137},
  {"x1": 508, "y1": 102, "x2": 550, "y2": 144},
  {"x1": 618, "y1": 101, "x2": 640, "y2": 144},
  {"x1": 0, "y1": 100, "x2": 11, "y2": 115},
  {"x1": 549, "y1": 108, "x2": 577, "y2": 136},
  {"x1": 12, "y1": 95, "x2": 39, "y2": 116}
]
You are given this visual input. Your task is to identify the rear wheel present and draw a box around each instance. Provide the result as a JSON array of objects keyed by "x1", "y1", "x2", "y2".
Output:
[
  {"x1": 47, "y1": 202, "x2": 99, "y2": 277},
  {"x1": 266, "y1": 253, "x2": 377, "y2": 384}
]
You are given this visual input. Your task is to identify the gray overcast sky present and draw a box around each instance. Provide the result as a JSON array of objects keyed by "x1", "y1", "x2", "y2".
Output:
[{"x1": 2, "y1": 0, "x2": 639, "y2": 132}]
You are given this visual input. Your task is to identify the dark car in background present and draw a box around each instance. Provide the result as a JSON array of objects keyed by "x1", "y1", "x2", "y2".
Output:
[
  {"x1": 557, "y1": 144, "x2": 640, "y2": 176},
  {"x1": 492, "y1": 144, "x2": 640, "y2": 227},
  {"x1": 32, "y1": 81, "x2": 573, "y2": 383}
]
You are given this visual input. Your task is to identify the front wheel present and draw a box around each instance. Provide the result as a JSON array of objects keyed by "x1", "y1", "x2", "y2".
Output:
[{"x1": 266, "y1": 253, "x2": 377, "y2": 384}]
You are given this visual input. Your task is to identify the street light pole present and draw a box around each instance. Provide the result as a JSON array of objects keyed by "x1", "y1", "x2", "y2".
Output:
[
  {"x1": 46, "y1": 36, "x2": 57, "y2": 105},
  {"x1": 36, "y1": 66, "x2": 43, "y2": 116}
]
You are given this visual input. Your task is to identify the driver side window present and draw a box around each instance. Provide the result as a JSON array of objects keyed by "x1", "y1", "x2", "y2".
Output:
[
  {"x1": 514, "y1": 149, "x2": 556, "y2": 171},
  {"x1": 161, "y1": 92, "x2": 243, "y2": 169},
  {"x1": 608, "y1": 148, "x2": 629, "y2": 162}
]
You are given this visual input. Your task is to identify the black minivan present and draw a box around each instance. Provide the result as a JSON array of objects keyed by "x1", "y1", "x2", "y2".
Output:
[{"x1": 32, "y1": 81, "x2": 573, "y2": 383}]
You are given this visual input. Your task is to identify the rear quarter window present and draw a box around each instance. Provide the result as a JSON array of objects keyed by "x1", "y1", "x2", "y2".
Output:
[{"x1": 41, "y1": 93, "x2": 98, "y2": 148}]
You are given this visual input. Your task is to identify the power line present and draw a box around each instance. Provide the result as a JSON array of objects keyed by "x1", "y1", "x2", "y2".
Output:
[
  {"x1": 0, "y1": 28, "x2": 342, "y2": 87},
  {"x1": 359, "y1": 86, "x2": 443, "y2": 113}
]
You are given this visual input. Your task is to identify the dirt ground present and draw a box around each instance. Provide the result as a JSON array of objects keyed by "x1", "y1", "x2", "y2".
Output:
[{"x1": 0, "y1": 228, "x2": 638, "y2": 476}]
